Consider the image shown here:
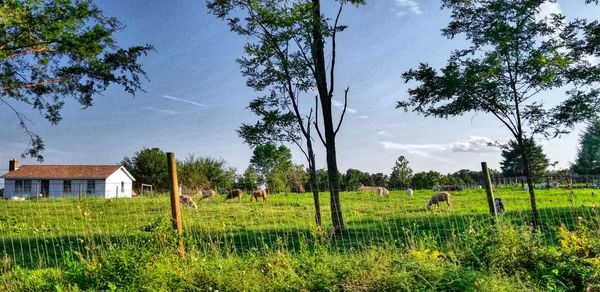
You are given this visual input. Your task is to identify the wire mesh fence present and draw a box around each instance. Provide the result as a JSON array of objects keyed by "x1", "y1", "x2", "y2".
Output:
[{"x1": 1, "y1": 176, "x2": 598, "y2": 269}]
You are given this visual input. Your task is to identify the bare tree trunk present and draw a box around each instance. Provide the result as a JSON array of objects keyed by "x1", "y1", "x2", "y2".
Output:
[
  {"x1": 517, "y1": 136, "x2": 540, "y2": 228},
  {"x1": 311, "y1": 0, "x2": 344, "y2": 235},
  {"x1": 307, "y1": 139, "x2": 322, "y2": 227}
]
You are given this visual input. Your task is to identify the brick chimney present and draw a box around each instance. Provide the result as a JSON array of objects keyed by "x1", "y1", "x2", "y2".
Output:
[{"x1": 8, "y1": 159, "x2": 19, "y2": 171}]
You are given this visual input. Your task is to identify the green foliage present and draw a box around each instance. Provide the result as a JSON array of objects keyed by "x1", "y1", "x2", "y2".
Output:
[
  {"x1": 250, "y1": 143, "x2": 292, "y2": 190},
  {"x1": 236, "y1": 167, "x2": 259, "y2": 191},
  {"x1": 389, "y1": 155, "x2": 413, "y2": 188},
  {"x1": 573, "y1": 119, "x2": 600, "y2": 175},
  {"x1": 411, "y1": 170, "x2": 443, "y2": 189},
  {"x1": 396, "y1": 0, "x2": 599, "y2": 223},
  {"x1": 0, "y1": 0, "x2": 153, "y2": 161},
  {"x1": 500, "y1": 138, "x2": 550, "y2": 177},
  {"x1": 178, "y1": 155, "x2": 236, "y2": 191},
  {"x1": 121, "y1": 147, "x2": 169, "y2": 191},
  {"x1": 344, "y1": 168, "x2": 371, "y2": 190}
]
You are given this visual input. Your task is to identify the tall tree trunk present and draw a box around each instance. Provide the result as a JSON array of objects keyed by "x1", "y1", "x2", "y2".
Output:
[
  {"x1": 306, "y1": 139, "x2": 322, "y2": 227},
  {"x1": 517, "y1": 136, "x2": 540, "y2": 228},
  {"x1": 311, "y1": 0, "x2": 344, "y2": 235}
]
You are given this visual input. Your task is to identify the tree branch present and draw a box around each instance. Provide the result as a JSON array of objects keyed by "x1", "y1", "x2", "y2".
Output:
[
  {"x1": 328, "y1": 2, "x2": 344, "y2": 97},
  {"x1": 334, "y1": 87, "x2": 349, "y2": 136},
  {"x1": 314, "y1": 95, "x2": 326, "y2": 146}
]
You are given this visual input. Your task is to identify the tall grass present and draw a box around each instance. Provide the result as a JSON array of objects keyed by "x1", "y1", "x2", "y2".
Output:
[{"x1": 1, "y1": 187, "x2": 599, "y2": 290}]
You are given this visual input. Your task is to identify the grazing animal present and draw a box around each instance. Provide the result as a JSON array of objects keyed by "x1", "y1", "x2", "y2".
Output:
[
  {"x1": 358, "y1": 185, "x2": 389, "y2": 197},
  {"x1": 225, "y1": 189, "x2": 243, "y2": 201},
  {"x1": 406, "y1": 188, "x2": 414, "y2": 197},
  {"x1": 179, "y1": 195, "x2": 197, "y2": 209},
  {"x1": 201, "y1": 189, "x2": 216, "y2": 200},
  {"x1": 251, "y1": 188, "x2": 267, "y2": 202},
  {"x1": 295, "y1": 183, "x2": 305, "y2": 193},
  {"x1": 426, "y1": 192, "x2": 451, "y2": 210},
  {"x1": 435, "y1": 185, "x2": 464, "y2": 192},
  {"x1": 494, "y1": 198, "x2": 505, "y2": 214}
]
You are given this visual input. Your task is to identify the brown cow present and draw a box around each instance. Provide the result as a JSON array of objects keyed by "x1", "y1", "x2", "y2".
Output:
[
  {"x1": 179, "y1": 195, "x2": 197, "y2": 209},
  {"x1": 426, "y1": 192, "x2": 451, "y2": 210},
  {"x1": 225, "y1": 189, "x2": 243, "y2": 201},
  {"x1": 251, "y1": 188, "x2": 267, "y2": 202}
]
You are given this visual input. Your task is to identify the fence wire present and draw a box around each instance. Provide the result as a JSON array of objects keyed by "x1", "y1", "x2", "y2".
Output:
[{"x1": 0, "y1": 177, "x2": 598, "y2": 268}]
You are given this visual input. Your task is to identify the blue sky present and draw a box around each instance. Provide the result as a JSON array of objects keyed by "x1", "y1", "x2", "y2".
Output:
[{"x1": 1, "y1": 0, "x2": 599, "y2": 177}]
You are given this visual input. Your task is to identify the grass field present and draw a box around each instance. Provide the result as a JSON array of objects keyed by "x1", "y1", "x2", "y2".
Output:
[{"x1": 1, "y1": 187, "x2": 599, "y2": 291}]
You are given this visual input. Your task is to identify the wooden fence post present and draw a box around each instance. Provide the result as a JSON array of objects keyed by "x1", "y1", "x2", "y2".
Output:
[
  {"x1": 481, "y1": 162, "x2": 497, "y2": 219},
  {"x1": 167, "y1": 152, "x2": 185, "y2": 257}
]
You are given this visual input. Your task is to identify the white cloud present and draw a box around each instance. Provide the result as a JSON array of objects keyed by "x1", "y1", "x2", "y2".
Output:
[
  {"x1": 144, "y1": 107, "x2": 178, "y2": 115},
  {"x1": 585, "y1": 55, "x2": 600, "y2": 66},
  {"x1": 394, "y1": 0, "x2": 422, "y2": 16},
  {"x1": 358, "y1": 115, "x2": 369, "y2": 119},
  {"x1": 163, "y1": 95, "x2": 208, "y2": 107},
  {"x1": 536, "y1": 2, "x2": 561, "y2": 21},
  {"x1": 377, "y1": 130, "x2": 386, "y2": 135},
  {"x1": 332, "y1": 99, "x2": 357, "y2": 114},
  {"x1": 450, "y1": 136, "x2": 499, "y2": 153},
  {"x1": 379, "y1": 136, "x2": 499, "y2": 153}
]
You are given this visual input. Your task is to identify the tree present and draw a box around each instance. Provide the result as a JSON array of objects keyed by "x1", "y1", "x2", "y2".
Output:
[
  {"x1": 344, "y1": 168, "x2": 370, "y2": 190},
  {"x1": 369, "y1": 173, "x2": 387, "y2": 187},
  {"x1": 389, "y1": 156, "x2": 413, "y2": 189},
  {"x1": 397, "y1": 0, "x2": 599, "y2": 227},
  {"x1": 500, "y1": 139, "x2": 549, "y2": 178},
  {"x1": 178, "y1": 155, "x2": 236, "y2": 191},
  {"x1": 236, "y1": 167, "x2": 259, "y2": 191},
  {"x1": 121, "y1": 148, "x2": 169, "y2": 191},
  {"x1": 411, "y1": 171, "x2": 443, "y2": 190},
  {"x1": 1, "y1": 0, "x2": 152, "y2": 161},
  {"x1": 286, "y1": 164, "x2": 308, "y2": 192},
  {"x1": 450, "y1": 169, "x2": 478, "y2": 186},
  {"x1": 573, "y1": 120, "x2": 600, "y2": 175},
  {"x1": 208, "y1": 0, "x2": 364, "y2": 235},
  {"x1": 250, "y1": 144, "x2": 292, "y2": 188}
]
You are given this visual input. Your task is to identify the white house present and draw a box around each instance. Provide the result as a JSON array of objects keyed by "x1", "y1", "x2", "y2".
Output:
[{"x1": 1, "y1": 160, "x2": 135, "y2": 199}]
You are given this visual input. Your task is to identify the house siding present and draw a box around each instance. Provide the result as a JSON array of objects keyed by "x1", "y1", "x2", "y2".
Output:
[
  {"x1": 2, "y1": 166, "x2": 133, "y2": 199},
  {"x1": 4, "y1": 180, "x2": 15, "y2": 198},
  {"x1": 105, "y1": 169, "x2": 133, "y2": 198}
]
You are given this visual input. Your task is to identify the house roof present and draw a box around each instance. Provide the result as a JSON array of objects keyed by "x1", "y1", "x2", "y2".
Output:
[{"x1": 1, "y1": 165, "x2": 135, "y2": 181}]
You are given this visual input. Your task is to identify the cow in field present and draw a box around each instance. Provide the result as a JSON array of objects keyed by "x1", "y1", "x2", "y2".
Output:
[
  {"x1": 426, "y1": 192, "x2": 451, "y2": 210},
  {"x1": 251, "y1": 188, "x2": 267, "y2": 202},
  {"x1": 225, "y1": 189, "x2": 243, "y2": 201}
]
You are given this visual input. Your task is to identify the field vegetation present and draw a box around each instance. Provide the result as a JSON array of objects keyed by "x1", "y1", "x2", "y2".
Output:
[{"x1": 1, "y1": 188, "x2": 599, "y2": 291}]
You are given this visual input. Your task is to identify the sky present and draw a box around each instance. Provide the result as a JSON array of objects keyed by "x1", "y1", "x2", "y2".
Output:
[{"x1": 1, "y1": 0, "x2": 600, "y2": 179}]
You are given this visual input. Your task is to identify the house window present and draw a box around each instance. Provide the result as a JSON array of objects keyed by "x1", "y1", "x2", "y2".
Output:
[
  {"x1": 63, "y1": 180, "x2": 72, "y2": 194},
  {"x1": 86, "y1": 180, "x2": 95, "y2": 194},
  {"x1": 121, "y1": 182, "x2": 124, "y2": 193},
  {"x1": 15, "y1": 180, "x2": 32, "y2": 194}
]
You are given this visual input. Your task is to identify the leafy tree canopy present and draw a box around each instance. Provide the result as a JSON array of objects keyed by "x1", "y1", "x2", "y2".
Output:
[
  {"x1": 1, "y1": 0, "x2": 153, "y2": 160},
  {"x1": 398, "y1": 0, "x2": 600, "y2": 142},
  {"x1": 121, "y1": 148, "x2": 168, "y2": 191},
  {"x1": 500, "y1": 138, "x2": 549, "y2": 177},
  {"x1": 573, "y1": 119, "x2": 600, "y2": 175},
  {"x1": 389, "y1": 155, "x2": 413, "y2": 188},
  {"x1": 250, "y1": 143, "x2": 292, "y2": 186},
  {"x1": 178, "y1": 155, "x2": 236, "y2": 191}
]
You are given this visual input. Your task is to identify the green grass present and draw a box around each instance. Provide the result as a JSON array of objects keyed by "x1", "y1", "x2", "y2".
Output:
[{"x1": 1, "y1": 187, "x2": 599, "y2": 291}]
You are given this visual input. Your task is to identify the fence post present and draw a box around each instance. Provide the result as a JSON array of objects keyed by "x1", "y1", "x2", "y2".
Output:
[
  {"x1": 481, "y1": 162, "x2": 497, "y2": 219},
  {"x1": 167, "y1": 152, "x2": 185, "y2": 257}
]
